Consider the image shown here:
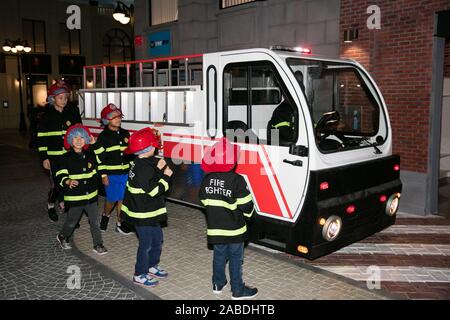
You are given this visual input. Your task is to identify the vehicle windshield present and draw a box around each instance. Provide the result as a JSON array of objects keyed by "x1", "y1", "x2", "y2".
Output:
[{"x1": 286, "y1": 58, "x2": 387, "y2": 153}]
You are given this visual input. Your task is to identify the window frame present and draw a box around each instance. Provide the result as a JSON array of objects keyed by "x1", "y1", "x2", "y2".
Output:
[
  {"x1": 220, "y1": 0, "x2": 263, "y2": 10},
  {"x1": 22, "y1": 19, "x2": 47, "y2": 53},
  {"x1": 222, "y1": 60, "x2": 299, "y2": 146},
  {"x1": 149, "y1": 0, "x2": 179, "y2": 27},
  {"x1": 59, "y1": 23, "x2": 81, "y2": 55}
]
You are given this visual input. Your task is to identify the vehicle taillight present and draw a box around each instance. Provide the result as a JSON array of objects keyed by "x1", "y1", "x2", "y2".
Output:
[
  {"x1": 394, "y1": 164, "x2": 400, "y2": 171},
  {"x1": 320, "y1": 182, "x2": 329, "y2": 191},
  {"x1": 380, "y1": 195, "x2": 387, "y2": 202},
  {"x1": 346, "y1": 205, "x2": 356, "y2": 215}
]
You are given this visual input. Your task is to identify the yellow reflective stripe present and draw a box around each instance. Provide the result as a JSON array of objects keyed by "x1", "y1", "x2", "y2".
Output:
[
  {"x1": 94, "y1": 147, "x2": 105, "y2": 155},
  {"x1": 126, "y1": 182, "x2": 146, "y2": 194},
  {"x1": 98, "y1": 164, "x2": 130, "y2": 171},
  {"x1": 47, "y1": 150, "x2": 67, "y2": 156},
  {"x1": 38, "y1": 147, "x2": 48, "y2": 152},
  {"x1": 159, "y1": 179, "x2": 169, "y2": 192},
  {"x1": 60, "y1": 177, "x2": 69, "y2": 188},
  {"x1": 273, "y1": 121, "x2": 291, "y2": 128},
  {"x1": 127, "y1": 182, "x2": 161, "y2": 197},
  {"x1": 243, "y1": 207, "x2": 255, "y2": 218},
  {"x1": 236, "y1": 194, "x2": 252, "y2": 205},
  {"x1": 96, "y1": 155, "x2": 101, "y2": 164},
  {"x1": 105, "y1": 145, "x2": 127, "y2": 152},
  {"x1": 201, "y1": 199, "x2": 237, "y2": 210},
  {"x1": 56, "y1": 169, "x2": 69, "y2": 176},
  {"x1": 122, "y1": 204, "x2": 167, "y2": 219},
  {"x1": 68, "y1": 170, "x2": 97, "y2": 180},
  {"x1": 37, "y1": 130, "x2": 66, "y2": 137},
  {"x1": 207, "y1": 225, "x2": 247, "y2": 237},
  {"x1": 149, "y1": 186, "x2": 160, "y2": 197},
  {"x1": 64, "y1": 190, "x2": 98, "y2": 202}
]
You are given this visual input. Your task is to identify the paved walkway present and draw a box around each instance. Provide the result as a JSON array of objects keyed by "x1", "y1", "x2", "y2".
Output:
[
  {"x1": 74, "y1": 200, "x2": 389, "y2": 300},
  {"x1": 0, "y1": 144, "x2": 147, "y2": 300}
]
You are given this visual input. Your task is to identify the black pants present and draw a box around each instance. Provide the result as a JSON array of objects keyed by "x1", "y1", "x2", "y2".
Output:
[{"x1": 48, "y1": 162, "x2": 63, "y2": 205}]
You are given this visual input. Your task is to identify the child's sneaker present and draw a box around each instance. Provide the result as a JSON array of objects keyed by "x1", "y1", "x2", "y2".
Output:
[
  {"x1": 56, "y1": 234, "x2": 72, "y2": 250},
  {"x1": 93, "y1": 244, "x2": 108, "y2": 255},
  {"x1": 115, "y1": 222, "x2": 133, "y2": 235},
  {"x1": 133, "y1": 274, "x2": 159, "y2": 287},
  {"x1": 213, "y1": 282, "x2": 227, "y2": 294},
  {"x1": 232, "y1": 285, "x2": 258, "y2": 300},
  {"x1": 148, "y1": 265, "x2": 168, "y2": 279},
  {"x1": 100, "y1": 215, "x2": 109, "y2": 232}
]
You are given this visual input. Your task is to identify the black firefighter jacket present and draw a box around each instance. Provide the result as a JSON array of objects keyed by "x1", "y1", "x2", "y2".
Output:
[
  {"x1": 37, "y1": 104, "x2": 82, "y2": 163},
  {"x1": 56, "y1": 149, "x2": 98, "y2": 208},
  {"x1": 93, "y1": 127, "x2": 131, "y2": 176},
  {"x1": 122, "y1": 156, "x2": 171, "y2": 227},
  {"x1": 198, "y1": 171, "x2": 255, "y2": 245}
]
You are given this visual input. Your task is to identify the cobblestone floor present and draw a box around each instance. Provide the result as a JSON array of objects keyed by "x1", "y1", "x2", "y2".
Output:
[
  {"x1": 74, "y1": 200, "x2": 389, "y2": 300},
  {"x1": 0, "y1": 144, "x2": 143, "y2": 300}
]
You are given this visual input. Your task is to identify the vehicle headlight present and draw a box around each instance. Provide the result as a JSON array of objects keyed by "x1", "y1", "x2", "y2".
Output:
[
  {"x1": 322, "y1": 215, "x2": 342, "y2": 241},
  {"x1": 386, "y1": 193, "x2": 401, "y2": 216}
]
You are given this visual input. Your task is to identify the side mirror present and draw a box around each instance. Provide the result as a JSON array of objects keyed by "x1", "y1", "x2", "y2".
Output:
[{"x1": 289, "y1": 145, "x2": 308, "y2": 157}]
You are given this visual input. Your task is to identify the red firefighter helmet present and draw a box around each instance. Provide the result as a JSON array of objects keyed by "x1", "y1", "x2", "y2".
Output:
[
  {"x1": 64, "y1": 124, "x2": 92, "y2": 150},
  {"x1": 100, "y1": 103, "x2": 123, "y2": 125},
  {"x1": 124, "y1": 127, "x2": 163, "y2": 154},
  {"x1": 48, "y1": 80, "x2": 70, "y2": 98},
  {"x1": 201, "y1": 137, "x2": 240, "y2": 173}
]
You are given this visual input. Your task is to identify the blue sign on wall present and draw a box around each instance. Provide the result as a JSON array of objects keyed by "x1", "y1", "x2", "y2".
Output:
[{"x1": 148, "y1": 31, "x2": 171, "y2": 57}]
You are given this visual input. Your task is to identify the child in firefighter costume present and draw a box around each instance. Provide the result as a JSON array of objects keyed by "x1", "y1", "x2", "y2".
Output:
[
  {"x1": 55, "y1": 124, "x2": 107, "y2": 255},
  {"x1": 198, "y1": 137, "x2": 258, "y2": 300},
  {"x1": 94, "y1": 104, "x2": 133, "y2": 234},
  {"x1": 121, "y1": 127, "x2": 173, "y2": 287},
  {"x1": 37, "y1": 80, "x2": 82, "y2": 222}
]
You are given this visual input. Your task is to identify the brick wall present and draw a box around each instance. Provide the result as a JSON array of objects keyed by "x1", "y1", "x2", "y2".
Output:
[{"x1": 340, "y1": 0, "x2": 450, "y2": 173}]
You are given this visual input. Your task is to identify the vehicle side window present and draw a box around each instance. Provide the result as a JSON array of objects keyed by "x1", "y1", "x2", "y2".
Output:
[{"x1": 223, "y1": 61, "x2": 297, "y2": 146}]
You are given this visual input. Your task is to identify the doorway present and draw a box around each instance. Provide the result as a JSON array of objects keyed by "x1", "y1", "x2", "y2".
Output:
[{"x1": 25, "y1": 75, "x2": 48, "y2": 149}]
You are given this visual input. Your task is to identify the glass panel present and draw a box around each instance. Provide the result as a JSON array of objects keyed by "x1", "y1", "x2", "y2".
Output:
[
  {"x1": 151, "y1": 0, "x2": 178, "y2": 25},
  {"x1": 287, "y1": 58, "x2": 386, "y2": 152},
  {"x1": 221, "y1": 0, "x2": 256, "y2": 9},
  {"x1": 207, "y1": 67, "x2": 216, "y2": 136},
  {"x1": 59, "y1": 23, "x2": 70, "y2": 54},
  {"x1": 34, "y1": 21, "x2": 46, "y2": 53},
  {"x1": 22, "y1": 20, "x2": 33, "y2": 47},
  {"x1": 70, "y1": 30, "x2": 80, "y2": 55}
]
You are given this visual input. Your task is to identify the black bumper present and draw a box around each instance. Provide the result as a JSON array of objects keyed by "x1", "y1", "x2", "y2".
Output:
[{"x1": 250, "y1": 155, "x2": 402, "y2": 260}]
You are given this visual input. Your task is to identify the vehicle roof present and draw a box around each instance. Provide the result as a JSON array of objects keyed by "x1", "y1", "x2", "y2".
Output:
[{"x1": 212, "y1": 47, "x2": 358, "y2": 65}]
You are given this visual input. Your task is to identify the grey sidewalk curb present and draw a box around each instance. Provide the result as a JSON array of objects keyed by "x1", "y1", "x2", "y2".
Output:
[
  {"x1": 71, "y1": 241, "x2": 162, "y2": 300},
  {"x1": 248, "y1": 244, "x2": 406, "y2": 300}
]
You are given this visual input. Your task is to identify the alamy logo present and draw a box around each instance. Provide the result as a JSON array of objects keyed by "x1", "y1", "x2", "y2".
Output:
[
  {"x1": 366, "y1": 265, "x2": 381, "y2": 290},
  {"x1": 367, "y1": 5, "x2": 381, "y2": 30},
  {"x1": 66, "y1": 5, "x2": 81, "y2": 30},
  {"x1": 66, "y1": 265, "x2": 82, "y2": 290}
]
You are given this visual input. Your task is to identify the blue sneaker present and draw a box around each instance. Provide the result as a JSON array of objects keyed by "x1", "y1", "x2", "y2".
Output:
[
  {"x1": 133, "y1": 274, "x2": 159, "y2": 287},
  {"x1": 232, "y1": 285, "x2": 258, "y2": 300},
  {"x1": 148, "y1": 265, "x2": 168, "y2": 279},
  {"x1": 213, "y1": 282, "x2": 228, "y2": 294}
]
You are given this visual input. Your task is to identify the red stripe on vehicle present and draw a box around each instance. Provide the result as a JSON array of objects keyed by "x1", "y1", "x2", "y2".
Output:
[{"x1": 260, "y1": 145, "x2": 293, "y2": 219}]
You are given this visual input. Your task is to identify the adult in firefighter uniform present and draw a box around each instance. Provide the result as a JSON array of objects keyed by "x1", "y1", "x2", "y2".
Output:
[
  {"x1": 121, "y1": 128, "x2": 173, "y2": 287},
  {"x1": 267, "y1": 99, "x2": 295, "y2": 146},
  {"x1": 37, "y1": 80, "x2": 82, "y2": 222},
  {"x1": 94, "y1": 104, "x2": 132, "y2": 234},
  {"x1": 198, "y1": 137, "x2": 258, "y2": 300}
]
